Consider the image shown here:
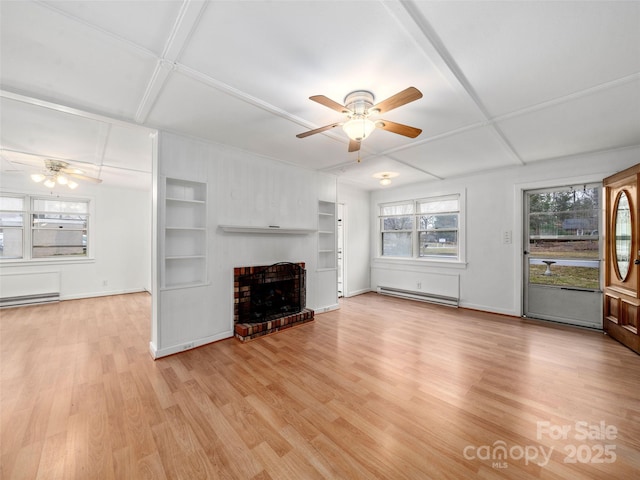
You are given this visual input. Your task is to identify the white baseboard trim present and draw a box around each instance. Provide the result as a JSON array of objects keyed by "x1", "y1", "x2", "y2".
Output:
[
  {"x1": 314, "y1": 303, "x2": 339, "y2": 314},
  {"x1": 344, "y1": 288, "x2": 371, "y2": 297},
  {"x1": 61, "y1": 288, "x2": 148, "y2": 301},
  {"x1": 150, "y1": 330, "x2": 233, "y2": 359},
  {"x1": 458, "y1": 301, "x2": 519, "y2": 317}
]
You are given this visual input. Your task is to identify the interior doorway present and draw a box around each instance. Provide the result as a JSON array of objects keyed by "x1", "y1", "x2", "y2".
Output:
[
  {"x1": 523, "y1": 184, "x2": 602, "y2": 328},
  {"x1": 337, "y1": 203, "x2": 344, "y2": 298}
]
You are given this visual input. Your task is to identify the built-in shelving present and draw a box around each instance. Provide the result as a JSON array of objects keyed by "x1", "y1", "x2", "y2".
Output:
[
  {"x1": 163, "y1": 178, "x2": 207, "y2": 288},
  {"x1": 318, "y1": 201, "x2": 336, "y2": 270}
]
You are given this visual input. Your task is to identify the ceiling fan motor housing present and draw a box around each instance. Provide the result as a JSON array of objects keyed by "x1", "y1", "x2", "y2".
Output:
[{"x1": 344, "y1": 90, "x2": 375, "y2": 117}]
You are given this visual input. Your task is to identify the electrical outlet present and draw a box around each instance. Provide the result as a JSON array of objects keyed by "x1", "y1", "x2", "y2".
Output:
[
  {"x1": 503, "y1": 230, "x2": 512, "y2": 244},
  {"x1": 102, "y1": 279, "x2": 108, "y2": 286},
  {"x1": 182, "y1": 342, "x2": 195, "y2": 350},
  {"x1": 417, "y1": 281, "x2": 422, "y2": 289}
]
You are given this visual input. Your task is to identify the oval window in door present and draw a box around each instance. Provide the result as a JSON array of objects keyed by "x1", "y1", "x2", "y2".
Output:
[{"x1": 614, "y1": 190, "x2": 632, "y2": 280}]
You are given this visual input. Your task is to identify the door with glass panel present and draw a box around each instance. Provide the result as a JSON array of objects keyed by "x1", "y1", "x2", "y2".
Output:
[
  {"x1": 603, "y1": 165, "x2": 640, "y2": 354},
  {"x1": 524, "y1": 184, "x2": 602, "y2": 328}
]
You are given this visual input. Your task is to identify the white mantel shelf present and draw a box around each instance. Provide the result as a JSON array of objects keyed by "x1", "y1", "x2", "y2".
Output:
[{"x1": 219, "y1": 225, "x2": 316, "y2": 235}]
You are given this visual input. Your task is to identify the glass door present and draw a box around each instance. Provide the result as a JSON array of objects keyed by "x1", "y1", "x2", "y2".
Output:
[{"x1": 524, "y1": 184, "x2": 602, "y2": 328}]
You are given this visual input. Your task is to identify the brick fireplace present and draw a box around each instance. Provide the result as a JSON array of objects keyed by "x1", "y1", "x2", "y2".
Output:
[{"x1": 234, "y1": 262, "x2": 314, "y2": 342}]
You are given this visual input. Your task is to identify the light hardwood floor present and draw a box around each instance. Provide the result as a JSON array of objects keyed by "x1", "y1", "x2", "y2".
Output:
[{"x1": 1, "y1": 292, "x2": 639, "y2": 479}]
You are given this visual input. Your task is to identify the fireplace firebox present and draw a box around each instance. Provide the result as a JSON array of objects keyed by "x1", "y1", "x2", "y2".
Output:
[{"x1": 234, "y1": 262, "x2": 314, "y2": 341}]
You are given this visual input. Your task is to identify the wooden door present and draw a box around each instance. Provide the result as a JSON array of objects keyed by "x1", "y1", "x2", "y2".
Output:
[{"x1": 604, "y1": 164, "x2": 640, "y2": 354}]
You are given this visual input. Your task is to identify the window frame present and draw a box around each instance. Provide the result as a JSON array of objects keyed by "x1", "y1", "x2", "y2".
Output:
[
  {"x1": 0, "y1": 192, "x2": 94, "y2": 264},
  {"x1": 377, "y1": 191, "x2": 466, "y2": 266},
  {"x1": 379, "y1": 200, "x2": 415, "y2": 258}
]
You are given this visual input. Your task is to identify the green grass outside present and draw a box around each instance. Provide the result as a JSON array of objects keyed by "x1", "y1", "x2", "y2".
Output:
[{"x1": 529, "y1": 264, "x2": 600, "y2": 289}]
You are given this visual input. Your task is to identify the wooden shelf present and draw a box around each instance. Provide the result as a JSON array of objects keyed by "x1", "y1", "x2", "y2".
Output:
[
  {"x1": 166, "y1": 198, "x2": 205, "y2": 204},
  {"x1": 219, "y1": 225, "x2": 315, "y2": 234}
]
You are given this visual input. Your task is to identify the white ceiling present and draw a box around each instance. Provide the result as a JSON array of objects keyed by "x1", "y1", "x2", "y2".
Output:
[{"x1": 1, "y1": 0, "x2": 639, "y2": 191}]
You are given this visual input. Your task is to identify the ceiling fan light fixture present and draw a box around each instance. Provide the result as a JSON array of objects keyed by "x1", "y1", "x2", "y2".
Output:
[
  {"x1": 343, "y1": 117, "x2": 376, "y2": 141},
  {"x1": 380, "y1": 176, "x2": 392, "y2": 186},
  {"x1": 57, "y1": 174, "x2": 68, "y2": 185},
  {"x1": 43, "y1": 178, "x2": 56, "y2": 188},
  {"x1": 68, "y1": 180, "x2": 78, "y2": 189},
  {"x1": 31, "y1": 173, "x2": 45, "y2": 183}
]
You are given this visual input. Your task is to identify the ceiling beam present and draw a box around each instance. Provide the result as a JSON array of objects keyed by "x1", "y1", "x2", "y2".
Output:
[
  {"x1": 134, "y1": 0, "x2": 208, "y2": 123},
  {"x1": 384, "y1": 0, "x2": 525, "y2": 166}
]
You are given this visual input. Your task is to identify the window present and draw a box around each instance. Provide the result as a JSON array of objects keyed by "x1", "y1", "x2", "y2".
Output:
[
  {"x1": 380, "y1": 202, "x2": 414, "y2": 257},
  {"x1": 380, "y1": 194, "x2": 462, "y2": 261},
  {"x1": 0, "y1": 194, "x2": 90, "y2": 261},
  {"x1": 0, "y1": 195, "x2": 25, "y2": 259}
]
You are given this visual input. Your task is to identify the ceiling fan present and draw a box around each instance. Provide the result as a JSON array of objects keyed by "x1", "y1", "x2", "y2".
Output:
[
  {"x1": 1, "y1": 148, "x2": 104, "y2": 189},
  {"x1": 296, "y1": 86, "x2": 423, "y2": 153},
  {"x1": 28, "y1": 159, "x2": 102, "y2": 189}
]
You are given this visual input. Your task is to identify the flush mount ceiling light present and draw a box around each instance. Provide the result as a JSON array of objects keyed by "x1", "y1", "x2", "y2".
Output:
[
  {"x1": 373, "y1": 171, "x2": 399, "y2": 186},
  {"x1": 296, "y1": 87, "x2": 423, "y2": 155}
]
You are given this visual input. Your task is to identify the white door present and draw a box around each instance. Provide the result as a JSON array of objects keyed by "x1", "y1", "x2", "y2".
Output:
[{"x1": 523, "y1": 184, "x2": 602, "y2": 328}]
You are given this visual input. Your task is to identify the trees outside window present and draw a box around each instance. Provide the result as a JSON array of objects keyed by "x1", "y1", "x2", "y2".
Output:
[{"x1": 380, "y1": 195, "x2": 461, "y2": 260}]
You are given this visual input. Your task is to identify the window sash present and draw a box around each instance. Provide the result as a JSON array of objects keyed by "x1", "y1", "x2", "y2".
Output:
[
  {"x1": 382, "y1": 232, "x2": 413, "y2": 257},
  {"x1": 381, "y1": 215, "x2": 414, "y2": 232}
]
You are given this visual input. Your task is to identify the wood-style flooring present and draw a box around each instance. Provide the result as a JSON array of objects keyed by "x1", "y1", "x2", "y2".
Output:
[{"x1": 1, "y1": 292, "x2": 639, "y2": 479}]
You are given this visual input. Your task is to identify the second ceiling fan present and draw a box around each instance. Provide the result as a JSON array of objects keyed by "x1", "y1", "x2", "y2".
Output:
[{"x1": 296, "y1": 86, "x2": 423, "y2": 152}]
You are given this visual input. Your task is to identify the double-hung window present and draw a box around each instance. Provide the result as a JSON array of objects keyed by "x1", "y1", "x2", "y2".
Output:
[
  {"x1": 417, "y1": 196, "x2": 459, "y2": 258},
  {"x1": 32, "y1": 198, "x2": 88, "y2": 258},
  {"x1": 380, "y1": 194, "x2": 462, "y2": 261},
  {"x1": 380, "y1": 202, "x2": 414, "y2": 257},
  {"x1": 0, "y1": 194, "x2": 90, "y2": 261}
]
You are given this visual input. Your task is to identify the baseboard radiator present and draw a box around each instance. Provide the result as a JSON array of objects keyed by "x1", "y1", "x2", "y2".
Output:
[
  {"x1": 0, "y1": 272, "x2": 60, "y2": 308},
  {"x1": 377, "y1": 286, "x2": 459, "y2": 307}
]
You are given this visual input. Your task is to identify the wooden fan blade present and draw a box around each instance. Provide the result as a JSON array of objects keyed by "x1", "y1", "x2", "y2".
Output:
[
  {"x1": 348, "y1": 139, "x2": 361, "y2": 152},
  {"x1": 371, "y1": 87, "x2": 422, "y2": 115},
  {"x1": 309, "y1": 95, "x2": 350, "y2": 114},
  {"x1": 67, "y1": 172, "x2": 103, "y2": 184},
  {"x1": 3, "y1": 159, "x2": 40, "y2": 168},
  {"x1": 296, "y1": 122, "x2": 342, "y2": 139},
  {"x1": 61, "y1": 166, "x2": 98, "y2": 180},
  {"x1": 376, "y1": 120, "x2": 422, "y2": 138}
]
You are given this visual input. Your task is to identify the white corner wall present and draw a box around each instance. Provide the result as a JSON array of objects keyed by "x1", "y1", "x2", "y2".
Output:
[
  {"x1": 152, "y1": 131, "x2": 338, "y2": 358},
  {"x1": 0, "y1": 174, "x2": 152, "y2": 300},
  {"x1": 369, "y1": 147, "x2": 640, "y2": 317},
  {"x1": 337, "y1": 183, "x2": 371, "y2": 297}
]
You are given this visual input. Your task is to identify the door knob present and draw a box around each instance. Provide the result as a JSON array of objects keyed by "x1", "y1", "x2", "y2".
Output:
[{"x1": 635, "y1": 259, "x2": 640, "y2": 265}]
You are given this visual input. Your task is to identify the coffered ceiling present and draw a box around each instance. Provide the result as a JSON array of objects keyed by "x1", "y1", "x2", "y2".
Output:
[{"x1": 1, "y1": 1, "x2": 639, "y2": 190}]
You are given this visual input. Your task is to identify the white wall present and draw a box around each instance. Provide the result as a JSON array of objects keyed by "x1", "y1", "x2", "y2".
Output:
[
  {"x1": 0, "y1": 173, "x2": 151, "y2": 300},
  {"x1": 153, "y1": 132, "x2": 338, "y2": 357},
  {"x1": 368, "y1": 147, "x2": 640, "y2": 317},
  {"x1": 337, "y1": 183, "x2": 371, "y2": 297}
]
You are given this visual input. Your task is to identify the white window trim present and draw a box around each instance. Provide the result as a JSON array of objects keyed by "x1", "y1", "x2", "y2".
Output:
[
  {"x1": 0, "y1": 192, "x2": 95, "y2": 264},
  {"x1": 376, "y1": 190, "x2": 466, "y2": 268}
]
